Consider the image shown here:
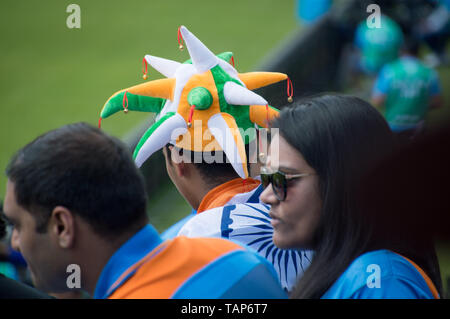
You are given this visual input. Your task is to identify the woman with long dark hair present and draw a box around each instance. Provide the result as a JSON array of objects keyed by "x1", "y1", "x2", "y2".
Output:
[{"x1": 260, "y1": 94, "x2": 442, "y2": 298}]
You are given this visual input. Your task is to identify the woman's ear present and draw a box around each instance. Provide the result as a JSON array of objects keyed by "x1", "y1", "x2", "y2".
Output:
[{"x1": 49, "y1": 206, "x2": 75, "y2": 249}]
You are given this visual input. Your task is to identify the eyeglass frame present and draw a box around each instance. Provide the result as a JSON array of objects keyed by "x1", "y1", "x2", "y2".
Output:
[{"x1": 260, "y1": 167, "x2": 314, "y2": 201}]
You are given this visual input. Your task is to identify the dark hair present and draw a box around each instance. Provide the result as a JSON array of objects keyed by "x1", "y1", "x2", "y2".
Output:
[
  {"x1": 164, "y1": 145, "x2": 241, "y2": 188},
  {"x1": 6, "y1": 123, "x2": 148, "y2": 239},
  {"x1": 271, "y1": 94, "x2": 440, "y2": 298},
  {"x1": 358, "y1": 123, "x2": 450, "y2": 296},
  {"x1": 403, "y1": 36, "x2": 420, "y2": 56},
  {"x1": 0, "y1": 201, "x2": 6, "y2": 240}
]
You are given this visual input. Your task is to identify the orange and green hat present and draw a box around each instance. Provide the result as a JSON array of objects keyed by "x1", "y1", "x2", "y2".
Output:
[{"x1": 100, "y1": 26, "x2": 291, "y2": 179}]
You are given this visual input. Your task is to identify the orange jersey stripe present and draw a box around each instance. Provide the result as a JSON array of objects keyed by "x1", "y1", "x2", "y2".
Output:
[
  {"x1": 197, "y1": 177, "x2": 260, "y2": 213},
  {"x1": 108, "y1": 236, "x2": 242, "y2": 299}
]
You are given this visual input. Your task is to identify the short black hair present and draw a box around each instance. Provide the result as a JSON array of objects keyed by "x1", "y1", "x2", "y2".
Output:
[
  {"x1": 6, "y1": 123, "x2": 148, "y2": 239},
  {"x1": 0, "y1": 201, "x2": 6, "y2": 240},
  {"x1": 403, "y1": 36, "x2": 420, "y2": 56},
  {"x1": 164, "y1": 145, "x2": 241, "y2": 187}
]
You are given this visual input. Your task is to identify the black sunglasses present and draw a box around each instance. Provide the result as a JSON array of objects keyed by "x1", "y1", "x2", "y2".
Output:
[{"x1": 260, "y1": 167, "x2": 313, "y2": 201}]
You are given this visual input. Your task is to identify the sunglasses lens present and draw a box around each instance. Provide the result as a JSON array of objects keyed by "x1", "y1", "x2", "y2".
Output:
[
  {"x1": 261, "y1": 174, "x2": 270, "y2": 189},
  {"x1": 272, "y1": 172, "x2": 286, "y2": 200}
]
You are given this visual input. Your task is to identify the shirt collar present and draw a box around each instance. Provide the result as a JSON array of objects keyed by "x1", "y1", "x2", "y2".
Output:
[
  {"x1": 197, "y1": 178, "x2": 260, "y2": 213},
  {"x1": 94, "y1": 224, "x2": 162, "y2": 299}
]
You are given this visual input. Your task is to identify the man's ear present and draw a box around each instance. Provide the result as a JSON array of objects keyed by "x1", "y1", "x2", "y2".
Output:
[
  {"x1": 168, "y1": 146, "x2": 190, "y2": 178},
  {"x1": 173, "y1": 158, "x2": 188, "y2": 178},
  {"x1": 49, "y1": 206, "x2": 75, "y2": 249}
]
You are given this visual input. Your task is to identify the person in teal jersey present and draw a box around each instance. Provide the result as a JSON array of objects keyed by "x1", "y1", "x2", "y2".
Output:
[
  {"x1": 259, "y1": 94, "x2": 442, "y2": 298},
  {"x1": 372, "y1": 38, "x2": 443, "y2": 140},
  {"x1": 296, "y1": 0, "x2": 332, "y2": 25},
  {"x1": 355, "y1": 15, "x2": 404, "y2": 75}
]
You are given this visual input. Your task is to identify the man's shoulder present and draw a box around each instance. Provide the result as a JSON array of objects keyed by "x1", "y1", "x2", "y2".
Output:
[
  {"x1": 167, "y1": 236, "x2": 287, "y2": 299},
  {"x1": 178, "y1": 203, "x2": 271, "y2": 238},
  {"x1": 0, "y1": 274, "x2": 52, "y2": 299},
  {"x1": 177, "y1": 203, "x2": 312, "y2": 292},
  {"x1": 111, "y1": 236, "x2": 286, "y2": 299}
]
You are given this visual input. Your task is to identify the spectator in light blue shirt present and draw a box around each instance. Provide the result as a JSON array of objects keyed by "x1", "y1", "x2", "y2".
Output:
[{"x1": 296, "y1": 0, "x2": 332, "y2": 25}]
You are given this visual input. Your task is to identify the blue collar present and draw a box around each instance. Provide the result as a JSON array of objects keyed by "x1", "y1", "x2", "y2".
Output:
[
  {"x1": 247, "y1": 184, "x2": 264, "y2": 203},
  {"x1": 93, "y1": 224, "x2": 163, "y2": 299}
]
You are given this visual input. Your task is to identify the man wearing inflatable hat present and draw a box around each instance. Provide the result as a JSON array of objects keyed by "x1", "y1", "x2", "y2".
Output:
[{"x1": 100, "y1": 26, "x2": 312, "y2": 292}]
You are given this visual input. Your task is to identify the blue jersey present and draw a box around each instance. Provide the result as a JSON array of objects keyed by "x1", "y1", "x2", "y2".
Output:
[
  {"x1": 163, "y1": 180, "x2": 313, "y2": 293},
  {"x1": 94, "y1": 224, "x2": 287, "y2": 299},
  {"x1": 322, "y1": 250, "x2": 439, "y2": 299},
  {"x1": 372, "y1": 56, "x2": 441, "y2": 131},
  {"x1": 178, "y1": 197, "x2": 313, "y2": 293}
]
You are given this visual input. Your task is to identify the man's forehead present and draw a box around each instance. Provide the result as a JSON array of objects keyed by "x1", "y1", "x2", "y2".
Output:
[{"x1": 4, "y1": 180, "x2": 19, "y2": 216}]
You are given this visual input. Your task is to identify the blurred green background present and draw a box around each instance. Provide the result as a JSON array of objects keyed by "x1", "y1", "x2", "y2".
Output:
[{"x1": 0, "y1": 0, "x2": 297, "y2": 200}]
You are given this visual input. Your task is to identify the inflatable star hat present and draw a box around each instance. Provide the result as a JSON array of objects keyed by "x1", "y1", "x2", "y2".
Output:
[{"x1": 99, "y1": 26, "x2": 292, "y2": 179}]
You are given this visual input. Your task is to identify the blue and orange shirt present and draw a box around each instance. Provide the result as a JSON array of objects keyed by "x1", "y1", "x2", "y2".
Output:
[
  {"x1": 175, "y1": 178, "x2": 313, "y2": 293},
  {"x1": 322, "y1": 250, "x2": 439, "y2": 299},
  {"x1": 161, "y1": 178, "x2": 263, "y2": 240},
  {"x1": 160, "y1": 178, "x2": 262, "y2": 240},
  {"x1": 94, "y1": 224, "x2": 287, "y2": 299}
]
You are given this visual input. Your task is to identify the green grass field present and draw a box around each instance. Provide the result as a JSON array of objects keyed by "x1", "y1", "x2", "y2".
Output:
[
  {"x1": 0, "y1": 0, "x2": 301, "y2": 242},
  {"x1": 0, "y1": 0, "x2": 298, "y2": 198}
]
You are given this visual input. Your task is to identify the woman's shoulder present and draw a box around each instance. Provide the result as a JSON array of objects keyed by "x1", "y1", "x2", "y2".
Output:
[{"x1": 322, "y1": 250, "x2": 436, "y2": 299}]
